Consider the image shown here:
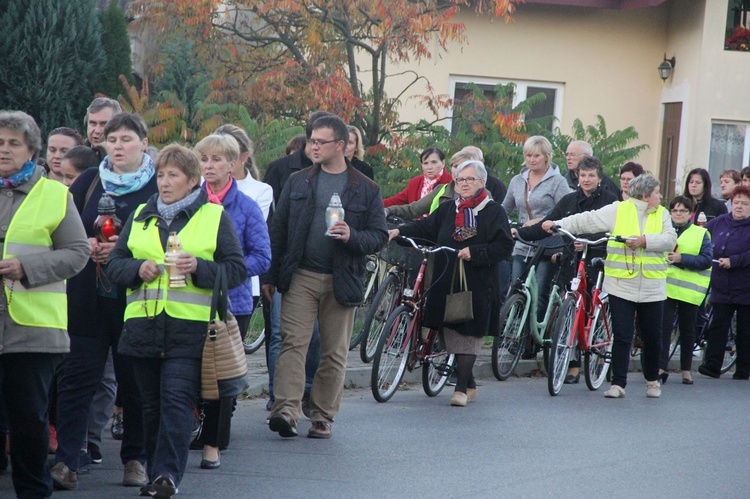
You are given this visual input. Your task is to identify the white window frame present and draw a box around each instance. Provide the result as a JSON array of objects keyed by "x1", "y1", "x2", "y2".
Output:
[
  {"x1": 707, "y1": 120, "x2": 750, "y2": 192},
  {"x1": 446, "y1": 75, "x2": 564, "y2": 133}
]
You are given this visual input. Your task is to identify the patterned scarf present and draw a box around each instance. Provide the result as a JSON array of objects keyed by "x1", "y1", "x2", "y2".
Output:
[
  {"x1": 419, "y1": 170, "x2": 444, "y2": 199},
  {"x1": 99, "y1": 153, "x2": 155, "y2": 196},
  {"x1": 205, "y1": 178, "x2": 234, "y2": 205},
  {"x1": 2, "y1": 161, "x2": 36, "y2": 188},
  {"x1": 453, "y1": 187, "x2": 489, "y2": 242},
  {"x1": 157, "y1": 188, "x2": 201, "y2": 223}
]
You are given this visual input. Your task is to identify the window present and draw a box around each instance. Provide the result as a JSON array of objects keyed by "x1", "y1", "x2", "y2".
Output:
[
  {"x1": 725, "y1": 1, "x2": 750, "y2": 51},
  {"x1": 447, "y1": 76, "x2": 563, "y2": 135},
  {"x1": 708, "y1": 121, "x2": 750, "y2": 192}
]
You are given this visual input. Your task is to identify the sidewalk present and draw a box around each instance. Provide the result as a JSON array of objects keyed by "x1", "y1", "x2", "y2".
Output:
[{"x1": 242, "y1": 345, "x2": 681, "y2": 398}]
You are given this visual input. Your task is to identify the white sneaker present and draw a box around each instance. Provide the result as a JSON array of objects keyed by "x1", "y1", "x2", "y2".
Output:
[
  {"x1": 604, "y1": 385, "x2": 626, "y2": 398},
  {"x1": 646, "y1": 380, "x2": 661, "y2": 398}
]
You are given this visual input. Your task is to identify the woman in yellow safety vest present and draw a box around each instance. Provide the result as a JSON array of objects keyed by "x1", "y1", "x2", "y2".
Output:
[
  {"x1": 543, "y1": 174, "x2": 676, "y2": 399},
  {"x1": 0, "y1": 111, "x2": 89, "y2": 498},
  {"x1": 660, "y1": 196, "x2": 712, "y2": 385},
  {"x1": 107, "y1": 144, "x2": 245, "y2": 499}
]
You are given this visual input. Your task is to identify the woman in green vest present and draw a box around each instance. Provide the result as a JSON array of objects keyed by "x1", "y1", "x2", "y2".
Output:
[
  {"x1": 0, "y1": 111, "x2": 89, "y2": 498},
  {"x1": 107, "y1": 144, "x2": 245, "y2": 499},
  {"x1": 543, "y1": 174, "x2": 677, "y2": 399},
  {"x1": 660, "y1": 196, "x2": 712, "y2": 385}
]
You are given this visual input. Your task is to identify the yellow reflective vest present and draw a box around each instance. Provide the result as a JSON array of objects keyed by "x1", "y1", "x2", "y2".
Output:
[
  {"x1": 124, "y1": 202, "x2": 222, "y2": 322},
  {"x1": 605, "y1": 201, "x2": 668, "y2": 279},
  {"x1": 3, "y1": 178, "x2": 69, "y2": 329},
  {"x1": 666, "y1": 224, "x2": 711, "y2": 305}
]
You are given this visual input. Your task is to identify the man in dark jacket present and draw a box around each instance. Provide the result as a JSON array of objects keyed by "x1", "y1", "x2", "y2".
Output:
[
  {"x1": 564, "y1": 140, "x2": 621, "y2": 201},
  {"x1": 263, "y1": 116, "x2": 387, "y2": 440}
]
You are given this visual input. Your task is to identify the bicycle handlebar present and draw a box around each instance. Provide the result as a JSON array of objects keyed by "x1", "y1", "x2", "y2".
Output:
[
  {"x1": 552, "y1": 226, "x2": 630, "y2": 245},
  {"x1": 396, "y1": 235, "x2": 457, "y2": 254}
]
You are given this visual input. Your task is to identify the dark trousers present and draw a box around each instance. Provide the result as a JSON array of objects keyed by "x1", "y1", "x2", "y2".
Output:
[
  {"x1": 0, "y1": 353, "x2": 63, "y2": 499},
  {"x1": 133, "y1": 356, "x2": 201, "y2": 487},
  {"x1": 703, "y1": 303, "x2": 750, "y2": 377},
  {"x1": 197, "y1": 314, "x2": 251, "y2": 450},
  {"x1": 660, "y1": 298, "x2": 698, "y2": 372},
  {"x1": 609, "y1": 295, "x2": 662, "y2": 388},
  {"x1": 54, "y1": 298, "x2": 145, "y2": 471}
]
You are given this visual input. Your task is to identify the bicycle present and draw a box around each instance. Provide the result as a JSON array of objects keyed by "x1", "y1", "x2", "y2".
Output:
[
  {"x1": 547, "y1": 228, "x2": 620, "y2": 395},
  {"x1": 371, "y1": 236, "x2": 456, "y2": 402},
  {"x1": 349, "y1": 253, "x2": 387, "y2": 350},
  {"x1": 491, "y1": 234, "x2": 565, "y2": 381},
  {"x1": 243, "y1": 299, "x2": 265, "y2": 354}
]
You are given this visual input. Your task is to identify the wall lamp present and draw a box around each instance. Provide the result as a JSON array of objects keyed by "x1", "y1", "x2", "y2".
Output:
[{"x1": 658, "y1": 54, "x2": 676, "y2": 81}]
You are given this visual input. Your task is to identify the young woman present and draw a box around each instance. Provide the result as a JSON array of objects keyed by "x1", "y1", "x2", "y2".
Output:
[
  {"x1": 682, "y1": 168, "x2": 726, "y2": 222},
  {"x1": 45, "y1": 127, "x2": 83, "y2": 183}
]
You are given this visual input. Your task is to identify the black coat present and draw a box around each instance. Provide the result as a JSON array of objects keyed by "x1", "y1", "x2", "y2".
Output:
[
  {"x1": 351, "y1": 157, "x2": 374, "y2": 180},
  {"x1": 66, "y1": 167, "x2": 159, "y2": 338},
  {"x1": 265, "y1": 163, "x2": 388, "y2": 306},
  {"x1": 564, "y1": 170, "x2": 622, "y2": 201},
  {"x1": 263, "y1": 148, "x2": 313, "y2": 204},
  {"x1": 397, "y1": 199, "x2": 514, "y2": 337},
  {"x1": 107, "y1": 190, "x2": 246, "y2": 359},
  {"x1": 692, "y1": 196, "x2": 727, "y2": 222}
]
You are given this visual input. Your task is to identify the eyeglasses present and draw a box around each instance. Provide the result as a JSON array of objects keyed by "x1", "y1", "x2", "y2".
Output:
[
  {"x1": 455, "y1": 177, "x2": 479, "y2": 184},
  {"x1": 564, "y1": 152, "x2": 582, "y2": 158},
  {"x1": 670, "y1": 209, "x2": 689, "y2": 214},
  {"x1": 307, "y1": 139, "x2": 338, "y2": 147}
]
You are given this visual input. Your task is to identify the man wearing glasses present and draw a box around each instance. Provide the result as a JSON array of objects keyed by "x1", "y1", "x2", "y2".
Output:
[
  {"x1": 264, "y1": 115, "x2": 387, "y2": 439},
  {"x1": 564, "y1": 140, "x2": 621, "y2": 200}
]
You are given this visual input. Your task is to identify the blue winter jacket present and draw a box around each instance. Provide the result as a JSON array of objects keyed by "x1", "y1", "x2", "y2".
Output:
[{"x1": 202, "y1": 179, "x2": 271, "y2": 315}]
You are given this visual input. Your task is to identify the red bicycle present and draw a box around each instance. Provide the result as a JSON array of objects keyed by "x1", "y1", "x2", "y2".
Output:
[
  {"x1": 371, "y1": 236, "x2": 456, "y2": 402},
  {"x1": 547, "y1": 228, "x2": 626, "y2": 396}
]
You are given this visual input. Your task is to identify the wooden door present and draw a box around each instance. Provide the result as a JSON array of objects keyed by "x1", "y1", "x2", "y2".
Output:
[{"x1": 659, "y1": 102, "x2": 682, "y2": 202}]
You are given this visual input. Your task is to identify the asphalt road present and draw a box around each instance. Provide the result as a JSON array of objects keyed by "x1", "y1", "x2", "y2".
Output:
[{"x1": 3, "y1": 374, "x2": 748, "y2": 498}]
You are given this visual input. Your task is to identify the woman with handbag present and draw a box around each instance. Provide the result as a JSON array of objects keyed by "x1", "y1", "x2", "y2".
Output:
[
  {"x1": 192, "y1": 133, "x2": 270, "y2": 469},
  {"x1": 390, "y1": 160, "x2": 514, "y2": 406},
  {"x1": 107, "y1": 144, "x2": 245, "y2": 499}
]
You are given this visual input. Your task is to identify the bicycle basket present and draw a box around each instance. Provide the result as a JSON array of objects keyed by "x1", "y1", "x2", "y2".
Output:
[{"x1": 379, "y1": 239, "x2": 419, "y2": 266}]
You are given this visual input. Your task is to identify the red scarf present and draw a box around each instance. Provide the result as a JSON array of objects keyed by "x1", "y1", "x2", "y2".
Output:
[
  {"x1": 454, "y1": 188, "x2": 488, "y2": 241},
  {"x1": 206, "y1": 178, "x2": 233, "y2": 205}
]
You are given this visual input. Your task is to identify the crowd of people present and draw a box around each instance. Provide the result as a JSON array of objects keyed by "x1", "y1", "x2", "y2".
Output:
[{"x1": 0, "y1": 100, "x2": 749, "y2": 499}]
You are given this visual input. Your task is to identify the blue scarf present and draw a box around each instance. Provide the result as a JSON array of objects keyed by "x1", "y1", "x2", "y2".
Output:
[
  {"x1": 3, "y1": 161, "x2": 37, "y2": 189},
  {"x1": 99, "y1": 153, "x2": 155, "y2": 196}
]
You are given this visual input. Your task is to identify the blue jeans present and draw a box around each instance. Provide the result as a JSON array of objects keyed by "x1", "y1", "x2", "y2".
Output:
[
  {"x1": 267, "y1": 290, "x2": 320, "y2": 400},
  {"x1": 608, "y1": 295, "x2": 662, "y2": 388},
  {"x1": 0, "y1": 353, "x2": 63, "y2": 499},
  {"x1": 132, "y1": 356, "x2": 201, "y2": 488}
]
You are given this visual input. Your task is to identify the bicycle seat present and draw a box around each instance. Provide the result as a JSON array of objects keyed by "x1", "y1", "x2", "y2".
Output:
[{"x1": 591, "y1": 257, "x2": 605, "y2": 271}]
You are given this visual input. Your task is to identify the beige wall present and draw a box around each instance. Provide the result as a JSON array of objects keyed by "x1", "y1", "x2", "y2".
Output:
[{"x1": 386, "y1": 4, "x2": 670, "y2": 170}]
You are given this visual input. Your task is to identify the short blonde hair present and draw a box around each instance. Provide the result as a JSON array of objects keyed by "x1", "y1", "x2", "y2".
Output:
[
  {"x1": 194, "y1": 134, "x2": 240, "y2": 163},
  {"x1": 522, "y1": 136, "x2": 553, "y2": 166},
  {"x1": 155, "y1": 144, "x2": 202, "y2": 183}
]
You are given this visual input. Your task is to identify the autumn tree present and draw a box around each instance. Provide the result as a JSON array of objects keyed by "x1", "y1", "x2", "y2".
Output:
[{"x1": 129, "y1": 0, "x2": 517, "y2": 146}]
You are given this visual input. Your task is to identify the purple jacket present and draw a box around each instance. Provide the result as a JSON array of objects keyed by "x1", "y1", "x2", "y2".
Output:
[{"x1": 705, "y1": 214, "x2": 750, "y2": 305}]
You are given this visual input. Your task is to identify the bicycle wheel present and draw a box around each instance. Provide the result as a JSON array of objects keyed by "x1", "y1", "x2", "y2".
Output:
[
  {"x1": 720, "y1": 315, "x2": 738, "y2": 374},
  {"x1": 243, "y1": 303, "x2": 265, "y2": 354},
  {"x1": 422, "y1": 332, "x2": 456, "y2": 397},
  {"x1": 492, "y1": 294, "x2": 528, "y2": 381},
  {"x1": 584, "y1": 296, "x2": 613, "y2": 391},
  {"x1": 548, "y1": 295, "x2": 576, "y2": 396},
  {"x1": 542, "y1": 299, "x2": 561, "y2": 372},
  {"x1": 360, "y1": 273, "x2": 400, "y2": 363},
  {"x1": 349, "y1": 268, "x2": 379, "y2": 350},
  {"x1": 371, "y1": 305, "x2": 412, "y2": 402}
]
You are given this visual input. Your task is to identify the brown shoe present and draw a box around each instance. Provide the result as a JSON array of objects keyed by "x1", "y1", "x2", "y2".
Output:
[
  {"x1": 307, "y1": 421, "x2": 332, "y2": 439},
  {"x1": 123, "y1": 460, "x2": 148, "y2": 487},
  {"x1": 51, "y1": 462, "x2": 78, "y2": 490},
  {"x1": 268, "y1": 412, "x2": 298, "y2": 438}
]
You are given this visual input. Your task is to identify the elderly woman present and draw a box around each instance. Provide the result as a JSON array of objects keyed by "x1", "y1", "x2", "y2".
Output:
[
  {"x1": 518, "y1": 156, "x2": 618, "y2": 383},
  {"x1": 660, "y1": 196, "x2": 712, "y2": 385},
  {"x1": 391, "y1": 160, "x2": 514, "y2": 406},
  {"x1": 45, "y1": 127, "x2": 84, "y2": 183},
  {"x1": 543, "y1": 174, "x2": 676, "y2": 398},
  {"x1": 52, "y1": 113, "x2": 156, "y2": 491},
  {"x1": 683, "y1": 168, "x2": 726, "y2": 223},
  {"x1": 0, "y1": 111, "x2": 88, "y2": 498},
  {"x1": 698, "y1": 185, "x2": 750, "y2": 380},
  {"x1": 192, "y1": 133, "x2": 270, "y2": 469},
  {"x1": 345, "y1": 126, "x2": 374, "y2": 180},
  {"x1": 107, "y1": 144, "x2": 245, "y2": 498},
  {"x1": 503, "y1": 136, "x2": 571, "y2": 351},
  {"x1": 383, "y1": 147, "x2": 452, "y2": 207},
  {"x1": 618, "y1": 162, "x2": 643, "y2": 200}
]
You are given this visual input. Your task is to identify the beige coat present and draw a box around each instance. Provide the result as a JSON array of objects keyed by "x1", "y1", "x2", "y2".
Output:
[
  {"x1": 0, "y1": 166, "x2": 89, "y2": 354},
  {"x1": 556, "y1": 198, "x2": 677, "y2": 303}
]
